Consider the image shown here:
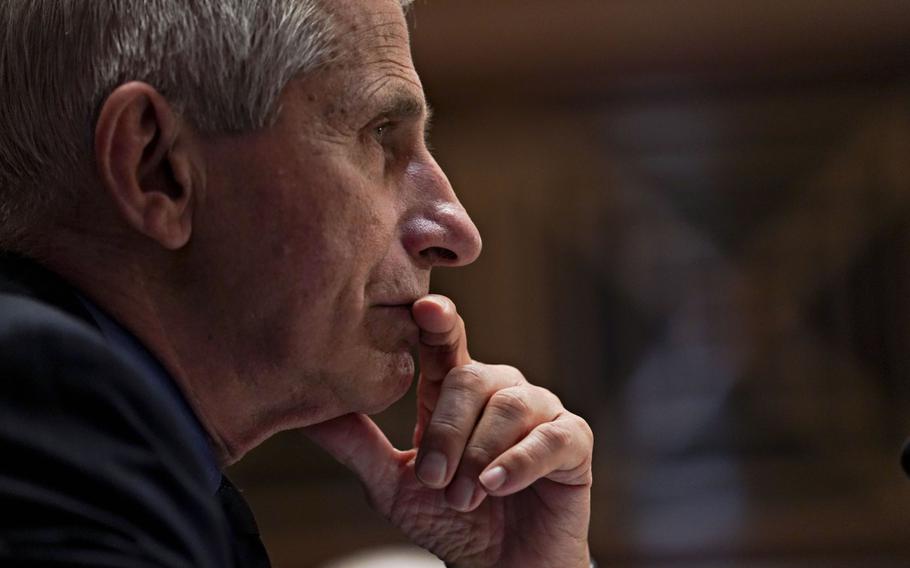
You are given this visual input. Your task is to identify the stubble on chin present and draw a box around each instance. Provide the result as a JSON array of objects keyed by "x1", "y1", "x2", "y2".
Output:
[{"x1": 360, "y1": 348, "x2": 416, "y2": 415}]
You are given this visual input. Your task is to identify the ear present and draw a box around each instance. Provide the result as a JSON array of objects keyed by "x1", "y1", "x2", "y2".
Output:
[{"x1": 95, "y1": 81, "x2": 199, "y2": 250}]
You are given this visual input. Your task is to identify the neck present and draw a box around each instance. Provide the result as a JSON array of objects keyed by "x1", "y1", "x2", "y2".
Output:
[
  {"x1": 40, "y1": 242, "x2": 261, "y2": 466},
  {"x1": 42, "y1": 229, "x2": 340, "y2": 465}
]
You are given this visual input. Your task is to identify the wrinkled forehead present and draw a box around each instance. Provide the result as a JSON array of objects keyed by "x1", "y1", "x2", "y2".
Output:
[
  {"x1": 326, "y1": 0, "x2": 413, "y2": 63},
  {"x1": 305, "y1": 0, "x2": 423, "y2": 122}
]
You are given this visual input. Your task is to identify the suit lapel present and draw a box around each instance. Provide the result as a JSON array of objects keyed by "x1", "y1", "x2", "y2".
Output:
[{"x1": 217, "y1": 476, "x2": 272, "y2": 568}]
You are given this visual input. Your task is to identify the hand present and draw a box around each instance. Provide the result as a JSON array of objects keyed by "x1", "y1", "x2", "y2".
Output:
[{"x1": 304, "y1": 295, "x2": 593, "y2": 567}]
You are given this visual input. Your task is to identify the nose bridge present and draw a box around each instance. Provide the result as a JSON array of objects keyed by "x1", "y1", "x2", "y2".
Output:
[{"x1": 402, "y1": 159, "x2": 482, "y2": 268}]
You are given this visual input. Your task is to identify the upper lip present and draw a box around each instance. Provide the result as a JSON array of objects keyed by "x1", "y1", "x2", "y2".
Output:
[{"x1": 375, "y1": 300, "x2": 419, "y2": 308}]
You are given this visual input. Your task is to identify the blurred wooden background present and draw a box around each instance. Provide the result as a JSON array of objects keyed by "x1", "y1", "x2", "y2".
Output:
[{"x1": 230, "y1": 1, "x2": 910, "y2": 566}]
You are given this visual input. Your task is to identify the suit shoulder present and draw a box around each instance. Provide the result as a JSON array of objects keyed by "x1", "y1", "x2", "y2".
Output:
[
  {"x1": 0, "y1": 294, "x2": 233, "y2": 567},
  {"x1": 0, "y1": 292, "x2": 151, "y2": 409},
  {"x1": 0, "y1": 291, "x2": 109, "y2": 368},
  {"x1": 0, "y1": 291, "x2": 101, "y2": 337},
  {"x1": 0, "y1": 292, "x2": 199, "y2": 467}
]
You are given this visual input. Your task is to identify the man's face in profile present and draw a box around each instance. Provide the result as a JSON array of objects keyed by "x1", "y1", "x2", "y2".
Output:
[{"x1": 191, "y1": 0, "x2": 481, "y2": 424}]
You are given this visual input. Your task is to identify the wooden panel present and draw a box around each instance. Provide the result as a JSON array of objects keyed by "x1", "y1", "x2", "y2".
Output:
[{"x1": 410, "y1": 0, "x2": 910, "y2": 99}]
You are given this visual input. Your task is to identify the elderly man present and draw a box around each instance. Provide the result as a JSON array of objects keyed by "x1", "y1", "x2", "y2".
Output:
[{"x1": 0, "y1": 0, "x2": 593, "y2": 566}]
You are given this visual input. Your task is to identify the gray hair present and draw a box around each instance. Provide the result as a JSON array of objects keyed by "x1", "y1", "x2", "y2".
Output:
[{"x1": 0, "y1": 0, "x2": 414, "y2": 249}]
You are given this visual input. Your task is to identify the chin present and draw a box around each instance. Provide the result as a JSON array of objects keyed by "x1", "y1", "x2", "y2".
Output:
[{"x1": 360, "y1": 350, "x2": 416, "y2": 415}]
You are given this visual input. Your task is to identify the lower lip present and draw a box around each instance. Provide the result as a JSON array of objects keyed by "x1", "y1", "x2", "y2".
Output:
[
  {"x1": 373, "y1": 305, "x2": 419, "y2": 344},
  {"x1": 375, "y1": 305, "x2": 414, "y2": 318}
]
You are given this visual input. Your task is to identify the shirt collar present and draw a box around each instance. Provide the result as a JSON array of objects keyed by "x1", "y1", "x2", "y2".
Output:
[{"x1": 77, "y1": 296, "x2": 223, "y2": 493}]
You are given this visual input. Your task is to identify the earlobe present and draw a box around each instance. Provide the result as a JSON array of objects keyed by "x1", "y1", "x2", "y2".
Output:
[{"x1": 95, "y1": 81, "x2": 198, "y2": 250}]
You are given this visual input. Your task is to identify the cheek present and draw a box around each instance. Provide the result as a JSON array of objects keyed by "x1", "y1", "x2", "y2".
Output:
[
  {"x1": 251, "y1": 159, "x2": 402, "y2": 338},
  {"x1": 315, "y1": 182, "x2": 398, "y2": 288},
  {"x1": 266, "y1": 205, "x2": 381, "y2": 338}
]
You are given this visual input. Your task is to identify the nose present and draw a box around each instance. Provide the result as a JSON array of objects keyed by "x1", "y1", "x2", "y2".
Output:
[{"x1": 402, "y1": 162, "x2": 482, "y2": 269}]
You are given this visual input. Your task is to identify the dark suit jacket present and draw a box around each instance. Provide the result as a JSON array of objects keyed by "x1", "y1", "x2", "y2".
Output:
[{"x1": 0, "y1": 254, "x2": 265, "y2": 567}]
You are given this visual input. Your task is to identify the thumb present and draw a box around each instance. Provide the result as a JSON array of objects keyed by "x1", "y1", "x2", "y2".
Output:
[
  {"x1": 302, "y1": 413, "x2": 399, "y2": 491},
  {"x1": 412, "y1": 294, "x2": 471, "y2": 383}
]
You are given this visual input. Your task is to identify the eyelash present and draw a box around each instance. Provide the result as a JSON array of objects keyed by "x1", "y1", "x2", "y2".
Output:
[
  {"x1": 373, "y1": 121, "x2": 393, "y2": 144},
  {"x1": 367, "y1": 119, "x2": 431, "y2": 163}
]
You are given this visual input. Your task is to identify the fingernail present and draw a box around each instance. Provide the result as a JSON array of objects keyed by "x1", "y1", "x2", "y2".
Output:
[
  {"x1": 417, "y1": 451, "x2": 447, "y2": 487},
  {"x1": 479, "y1": 466, "x2": 507, "y2": 492},
  {"x1": 447, "y1": 476, "x2": 476, "y2": 511}
]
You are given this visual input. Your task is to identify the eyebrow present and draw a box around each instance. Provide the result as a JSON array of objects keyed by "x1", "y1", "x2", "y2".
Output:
[
  {"x1": 375, "y1": 90, "x2": 428, "y2": 119},
  {"x1": 374, "y1": 90, "x2": 434, "y2": 141}
]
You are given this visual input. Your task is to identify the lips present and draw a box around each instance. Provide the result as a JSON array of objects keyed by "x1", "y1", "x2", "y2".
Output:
[
  {"x1": 373, "y1": 293, "x2": 424, "y2": 309},
  {"x1": 377, "y1": 303, "x2": 414, "y2": 311},
  {"x1": 367, "y1": 301, "x2": 421, "y2": 349},
  {"x1": 373, "y1": 303, "x2": 417, "y2": 316},
  {"x1": 372, "y1": 293, "x2": 422, "y2": 317}
]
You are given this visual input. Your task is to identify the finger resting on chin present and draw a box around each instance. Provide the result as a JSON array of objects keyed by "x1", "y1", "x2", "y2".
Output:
[
  {"x1": 417, "y1": 317, "x2": 469, "y2": 383},
  {"x1": 418, "y1": 324, "x2": 462, "y2": 347},
  {"x1": 412, "y1": 295, "x2": 458, "y2": 334}
]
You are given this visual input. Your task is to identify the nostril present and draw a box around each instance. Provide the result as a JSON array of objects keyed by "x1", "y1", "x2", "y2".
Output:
[{"x1": 421, "y1": 247, "x2": 458, "y2": 263}]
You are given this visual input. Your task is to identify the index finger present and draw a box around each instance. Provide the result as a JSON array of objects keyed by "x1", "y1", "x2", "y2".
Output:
[{"x1": 412, "y1": 295, "x2": 471, "y2": 382}]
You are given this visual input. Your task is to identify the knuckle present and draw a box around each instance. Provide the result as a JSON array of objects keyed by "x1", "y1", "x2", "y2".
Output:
[
  {"x1": 579, "y1": 418, "x2": 595, "y2": 450},
  {"x1": 492, "y1": 364, "x2": 527, "y2": 387},
  {"x1": 425, "y1": 415, "x2": 466, "y2": 443},
  {"x1": 531, "y1": 385, "x2": 561, "y2": 410},
  {"x1": 488, "y1": 389, "x2": 530, "y2": 422},
  {"x1": 563, "y1": 412, "x2": 594, "y2": 449},
  {"x1": 561, "y1": 461, "x2": 594, "y2": 486},
  {"x1": 463, "y1": 441, "x2": 497, "y2": 467},
  {"x1": 539, "y1": 423, "x2": 574, "y2": 452},
  {"x1": 508, "y1": 441, "x2": 537, "y2": 468},
  {"x1": 567, "y1": 413, "x2": 595, "y2": 450},
  {"x1": 445, "y1": 365, "x2": 485, "y2": 393}
]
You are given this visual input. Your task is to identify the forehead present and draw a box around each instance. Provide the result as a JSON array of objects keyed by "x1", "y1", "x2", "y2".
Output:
[
  {"x1": 330, "y1": 0, "x2": 411, "y2": 59},
  {"x1": 311, "y1": 0, "x2": 424, "y2": 120}
]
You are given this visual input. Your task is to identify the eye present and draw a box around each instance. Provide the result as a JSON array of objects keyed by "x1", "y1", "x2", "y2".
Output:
[{"x1": 373, "y1": 120, "x2": 393, "y2": 143}]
